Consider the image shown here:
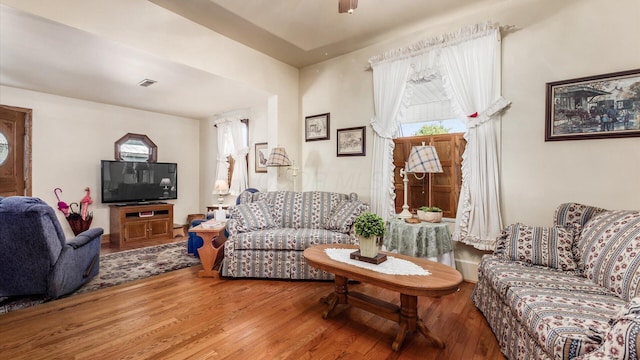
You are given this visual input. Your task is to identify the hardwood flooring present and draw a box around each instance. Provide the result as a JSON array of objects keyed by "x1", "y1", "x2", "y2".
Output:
[
  {"x1": 0, "y1": 263, "x2": 504, "y2": 359},
  {"x1": 99, "y1": 234, "x2": 186, "y2": 254}
]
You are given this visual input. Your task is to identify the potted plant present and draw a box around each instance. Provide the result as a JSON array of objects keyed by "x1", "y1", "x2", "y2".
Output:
[
  {"x1": 354, "y1": 212, "x2": 386, "y2": 258},
  {"x1": 416, "y1": 206, "x2": 443, "y2": 223}
]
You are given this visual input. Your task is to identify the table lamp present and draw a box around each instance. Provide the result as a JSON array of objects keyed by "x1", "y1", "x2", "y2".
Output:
[
  {"x1": 159, "y1": 178, "x2": 172, "y2": 197},
  {"x1": 266, "y1": 146, "x2": 299, "y2": 191},
  {"x1": 213, "y1": 180, "x2": 229, "y2": 208},
  {"x1": 397, "y1": 144, "x2": 443, "y2": 218}
]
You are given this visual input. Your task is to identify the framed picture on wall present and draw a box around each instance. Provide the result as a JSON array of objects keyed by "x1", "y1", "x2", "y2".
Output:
[
  {"x1": 337, "y1": 126, "x2": 366, "y2": 157},
  {"x1": 255, "y1": 142, "x2": 268, "y2": 173},
  {"x1": 305, "y1": 113, "x2": 330, "y2": 141},
  {"x1": 545, "y1": 68, "x2": 640, "y2": 141}
]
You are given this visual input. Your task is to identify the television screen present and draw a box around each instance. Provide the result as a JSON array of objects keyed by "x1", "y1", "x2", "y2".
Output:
[{"x1": 101, "y1": 160, "x2": 178, "y2": 204}]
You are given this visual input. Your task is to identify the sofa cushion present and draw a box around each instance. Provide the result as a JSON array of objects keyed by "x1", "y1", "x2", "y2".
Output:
[
  {"x1": 299, "y1": 191, "x2": 351, "y2": 229},
  {"x1": 495, "y1": 223, "x2": 579, "y2": 271},
  {"x1": 577, "y1": 297, "x2": 640, "y2": 360},
  {"x1": 236, "y1": 190, "x2": 358, "y2": 230},
  {"x1": 257, "y1": 191, "x2": 353, "y2": 229},
  {"x1": 228, "y1": 228, "x2": 354, "y2": 251},
  {"x1": 478, "y1": 256, "x2": 611, "y2": 302},
  {"x1": 507, "y1": 286, "x2": 625, "y2": 359},
  {"x1": 576, "y1": 210, "x2": 640, "y2": 301},
  {"x1": 324, "y1": 200, "x2": 368, "y2": 234},
  {"x1": 230, "y1": 200, "x2": 277, "y2": 232}
]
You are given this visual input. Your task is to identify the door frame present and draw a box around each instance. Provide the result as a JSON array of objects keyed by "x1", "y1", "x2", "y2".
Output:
[{"x1": 0, "y1": 105, "x2": 32, "y2": 196}]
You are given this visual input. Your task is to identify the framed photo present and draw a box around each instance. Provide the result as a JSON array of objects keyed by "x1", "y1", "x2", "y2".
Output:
[
  {"x1": 254, "y1": 142, "x2": 268, "y2": 173},
  {"x1": 337, "y1": 126, "x2": 366, "y2": 157},
  {"x1": 545, "y1": 69, "x2": 640, "y2": 141},
  {"x1": 305, "y1": 113, "x2": 330, "y2": 141}
]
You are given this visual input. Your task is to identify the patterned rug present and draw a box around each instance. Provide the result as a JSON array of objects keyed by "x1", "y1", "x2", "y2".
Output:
[{"x1": 0, "y1": 240, "x2": 200, "y2": 314}]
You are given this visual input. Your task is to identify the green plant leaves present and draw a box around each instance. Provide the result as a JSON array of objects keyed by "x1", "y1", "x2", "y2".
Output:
[{"x1": 354, "y1": 212, "x2": 386, "y2": 238}]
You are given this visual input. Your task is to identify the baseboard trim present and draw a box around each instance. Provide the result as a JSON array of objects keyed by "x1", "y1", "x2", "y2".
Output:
[{"x1": 455, "y1": 259, "x2": 479, "y2": 283}]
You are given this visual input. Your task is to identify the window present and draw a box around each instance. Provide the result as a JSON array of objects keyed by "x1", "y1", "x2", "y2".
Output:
[
  {"x1": 398, "y1": 119, "x2": 466, "y2": 137},
  {"x1": 393, "y1": 119, "x2": 466, "y2": 218},
  {"x1": 216, "y1": 119, "x2": 249, "y2": 190}
]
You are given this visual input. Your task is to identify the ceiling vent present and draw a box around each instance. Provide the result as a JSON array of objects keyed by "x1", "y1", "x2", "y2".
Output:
[{"x1": 137, "y1": 79, "x2": 157, "y2": 87}]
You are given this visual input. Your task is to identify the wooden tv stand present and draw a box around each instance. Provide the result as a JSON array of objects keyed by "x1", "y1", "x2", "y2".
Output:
[{"x1": 109, "y1": 203, "x2": 174, "y2": 249}]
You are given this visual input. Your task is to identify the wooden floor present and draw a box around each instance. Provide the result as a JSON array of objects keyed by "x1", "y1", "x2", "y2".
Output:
[
  {"x1": 99, "y1": 234, "x2": 186, "y2": 254},
  {"x1": 0, "y1": 264, "x2": 504, "y2": 359}
]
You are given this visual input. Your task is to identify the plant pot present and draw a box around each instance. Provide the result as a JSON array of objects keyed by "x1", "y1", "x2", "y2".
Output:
[
  {"x1": 358, "y1": 235, "x2": 379, "y2": 258},
  {"x1": 416, "y1": 210, "x2": 442, "y2": 223}
]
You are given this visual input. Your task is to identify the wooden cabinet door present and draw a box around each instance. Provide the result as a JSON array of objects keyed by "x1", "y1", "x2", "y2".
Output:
[
  {"x1": 124, "y1": 221, "x2": 149, "y2": 243},
  {"x1": 0, "y1": 107, "x2": 26, "y2": 196},
  {"x1": 148, "y1": 219, "x2": 171, "y2": 240}
]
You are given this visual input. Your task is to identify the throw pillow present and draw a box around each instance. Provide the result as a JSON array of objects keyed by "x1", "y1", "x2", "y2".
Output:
[
  {"x1": 576, "y1": 210, "x2": 640, "y2": 301},
  {"x1": 324, "y1": 200, "x2": 368, "y2": 234},
  {"x1": 494, "y1": 223, "x2": 578, "y2": 271},
  {"x1": 230, "y1": 200, "x2": 277, "y2": 233},
  {"x1": 553, "y1": 202, "x2": 608, "y2": 229}
]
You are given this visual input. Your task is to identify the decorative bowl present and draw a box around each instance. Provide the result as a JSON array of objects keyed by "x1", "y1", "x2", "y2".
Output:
[{"x1": 416, "y1": 210, "x2": 442, "y2": 223}]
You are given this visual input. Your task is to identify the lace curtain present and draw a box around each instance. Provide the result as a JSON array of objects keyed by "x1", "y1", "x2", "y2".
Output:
[
  {"x1": 368, "y1": 22, "x2": 510, "y2": 250},
  {"x1": 214, "y1": 117, "x2": 248, "y2": 196},
  {"x1": 369, "y1": 58, "x2": 412, "y2": 220}
]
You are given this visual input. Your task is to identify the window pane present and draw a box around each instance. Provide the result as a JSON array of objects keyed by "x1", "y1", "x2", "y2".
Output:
[{"x1": 399, "y1": 119, "x2": 466, "y2": 137}]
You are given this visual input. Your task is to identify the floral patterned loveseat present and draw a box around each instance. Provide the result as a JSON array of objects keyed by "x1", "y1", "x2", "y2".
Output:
[
  {"x1": 221, "y1": 190, "x2": 368, "y2": 280},
  {"x1": 473, "y1": 203, "x2": 640, "y2": 360}
]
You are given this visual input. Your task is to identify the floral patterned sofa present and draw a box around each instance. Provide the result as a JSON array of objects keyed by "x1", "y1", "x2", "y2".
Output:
[
  {"x1": 473, "y1": 203, "x2": 640, "y2": 360},
  {"x1": 221, "y1": 190, "x2": 368, "y2": 280}
]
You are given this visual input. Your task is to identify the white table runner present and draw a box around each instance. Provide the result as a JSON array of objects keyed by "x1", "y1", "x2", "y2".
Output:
[{"x1": 324, "y1": 248, "x2": 431, "y2": 276}]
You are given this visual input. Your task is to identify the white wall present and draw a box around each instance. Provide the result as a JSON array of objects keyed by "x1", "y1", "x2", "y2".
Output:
[
  {"x1": 300, "y1": 58, "x2": 374, "y2": 201},
  {"x1": 500, "y1": 0, "x2": 640, "y2": 224},
  {"x1": 248, "y1": 104, "x2": 269, "y2": 192},
  {"x1": 299, "y1": 0, "x2": 640, "y2": 281},
  {"x1": 0, "y1": 85, "x2": 201, "y2": 237}
]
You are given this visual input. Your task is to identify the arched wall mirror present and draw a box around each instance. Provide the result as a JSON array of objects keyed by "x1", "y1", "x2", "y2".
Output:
[{"x1": 114, "y1": 133, "x2": 157, "y2": 162}]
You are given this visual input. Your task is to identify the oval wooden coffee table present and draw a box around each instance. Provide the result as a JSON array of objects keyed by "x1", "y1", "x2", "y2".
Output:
[{"x1": 303, "y1": 244, "x2": 463, "y2": 351}]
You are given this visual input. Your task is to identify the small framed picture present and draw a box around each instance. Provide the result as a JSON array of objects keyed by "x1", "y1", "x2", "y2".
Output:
[
  {"x1": 305, "y1": 113, "x2": 330, "y2": 141},
  {"x1": 545, "y1": 68, "x2": 640, "y2": 141},
  {"x1": 254, "y1": 142, "x2": 268, "y2": 173},
  {"x1": 337, "y1": 126, "x2": 366, "y2": 157}
]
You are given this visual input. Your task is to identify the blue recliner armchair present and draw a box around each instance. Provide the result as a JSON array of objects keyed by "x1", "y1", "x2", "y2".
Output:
[{"x1": 0, "y1": 196, "x2": 103, "y2": 299}]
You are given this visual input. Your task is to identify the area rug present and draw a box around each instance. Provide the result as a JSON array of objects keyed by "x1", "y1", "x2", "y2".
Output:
[{"x1": 0, "y1": 240, "x2": 200, "y2": 314}]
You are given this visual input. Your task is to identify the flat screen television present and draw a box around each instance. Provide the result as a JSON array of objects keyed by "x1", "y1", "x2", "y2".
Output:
[{"x1": 101, "y1": 160, "x2": 178, "y2": 204}]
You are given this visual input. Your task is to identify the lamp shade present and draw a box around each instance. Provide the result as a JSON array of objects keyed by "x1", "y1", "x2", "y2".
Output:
[
  {"x1": 265, "y1": 147, "x2": 292, "y2": 167},
  {"x1": 213, "y1": 179, "x2": 229, "y2": 194},
  {"x1": 159, "y1": 178, "x2": 172, "y2": 187},
  {"x1": 406, "y1": 145, "x2": 443, "y2": 173}
]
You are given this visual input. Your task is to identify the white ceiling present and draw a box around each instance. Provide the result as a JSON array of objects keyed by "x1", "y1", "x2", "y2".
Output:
[
  {"x1": 0, "y1": 5, "x2": 269, "y2": 119},
  {"x1": 150, "y1": 0, "x2": 481, "y2": 68},
  {"x1": 0, "y1": 1, "x2": 481, "y2": 119}
]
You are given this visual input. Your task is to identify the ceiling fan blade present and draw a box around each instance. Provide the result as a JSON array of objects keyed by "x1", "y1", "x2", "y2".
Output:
[{"x1": 338, "y1": 0, "x2": 358, "y2": 13}]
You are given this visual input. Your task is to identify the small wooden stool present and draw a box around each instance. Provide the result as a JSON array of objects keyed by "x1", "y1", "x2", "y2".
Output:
[
  {"x1": 186, "y1": 213, "x2": 206, "y2": 227},
  {"x1": 173, "y1": 224, "x2": 186, "y2": 238},
  {"x1": 184, "y1": 213, "x2": 207, "y2": 237}
]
